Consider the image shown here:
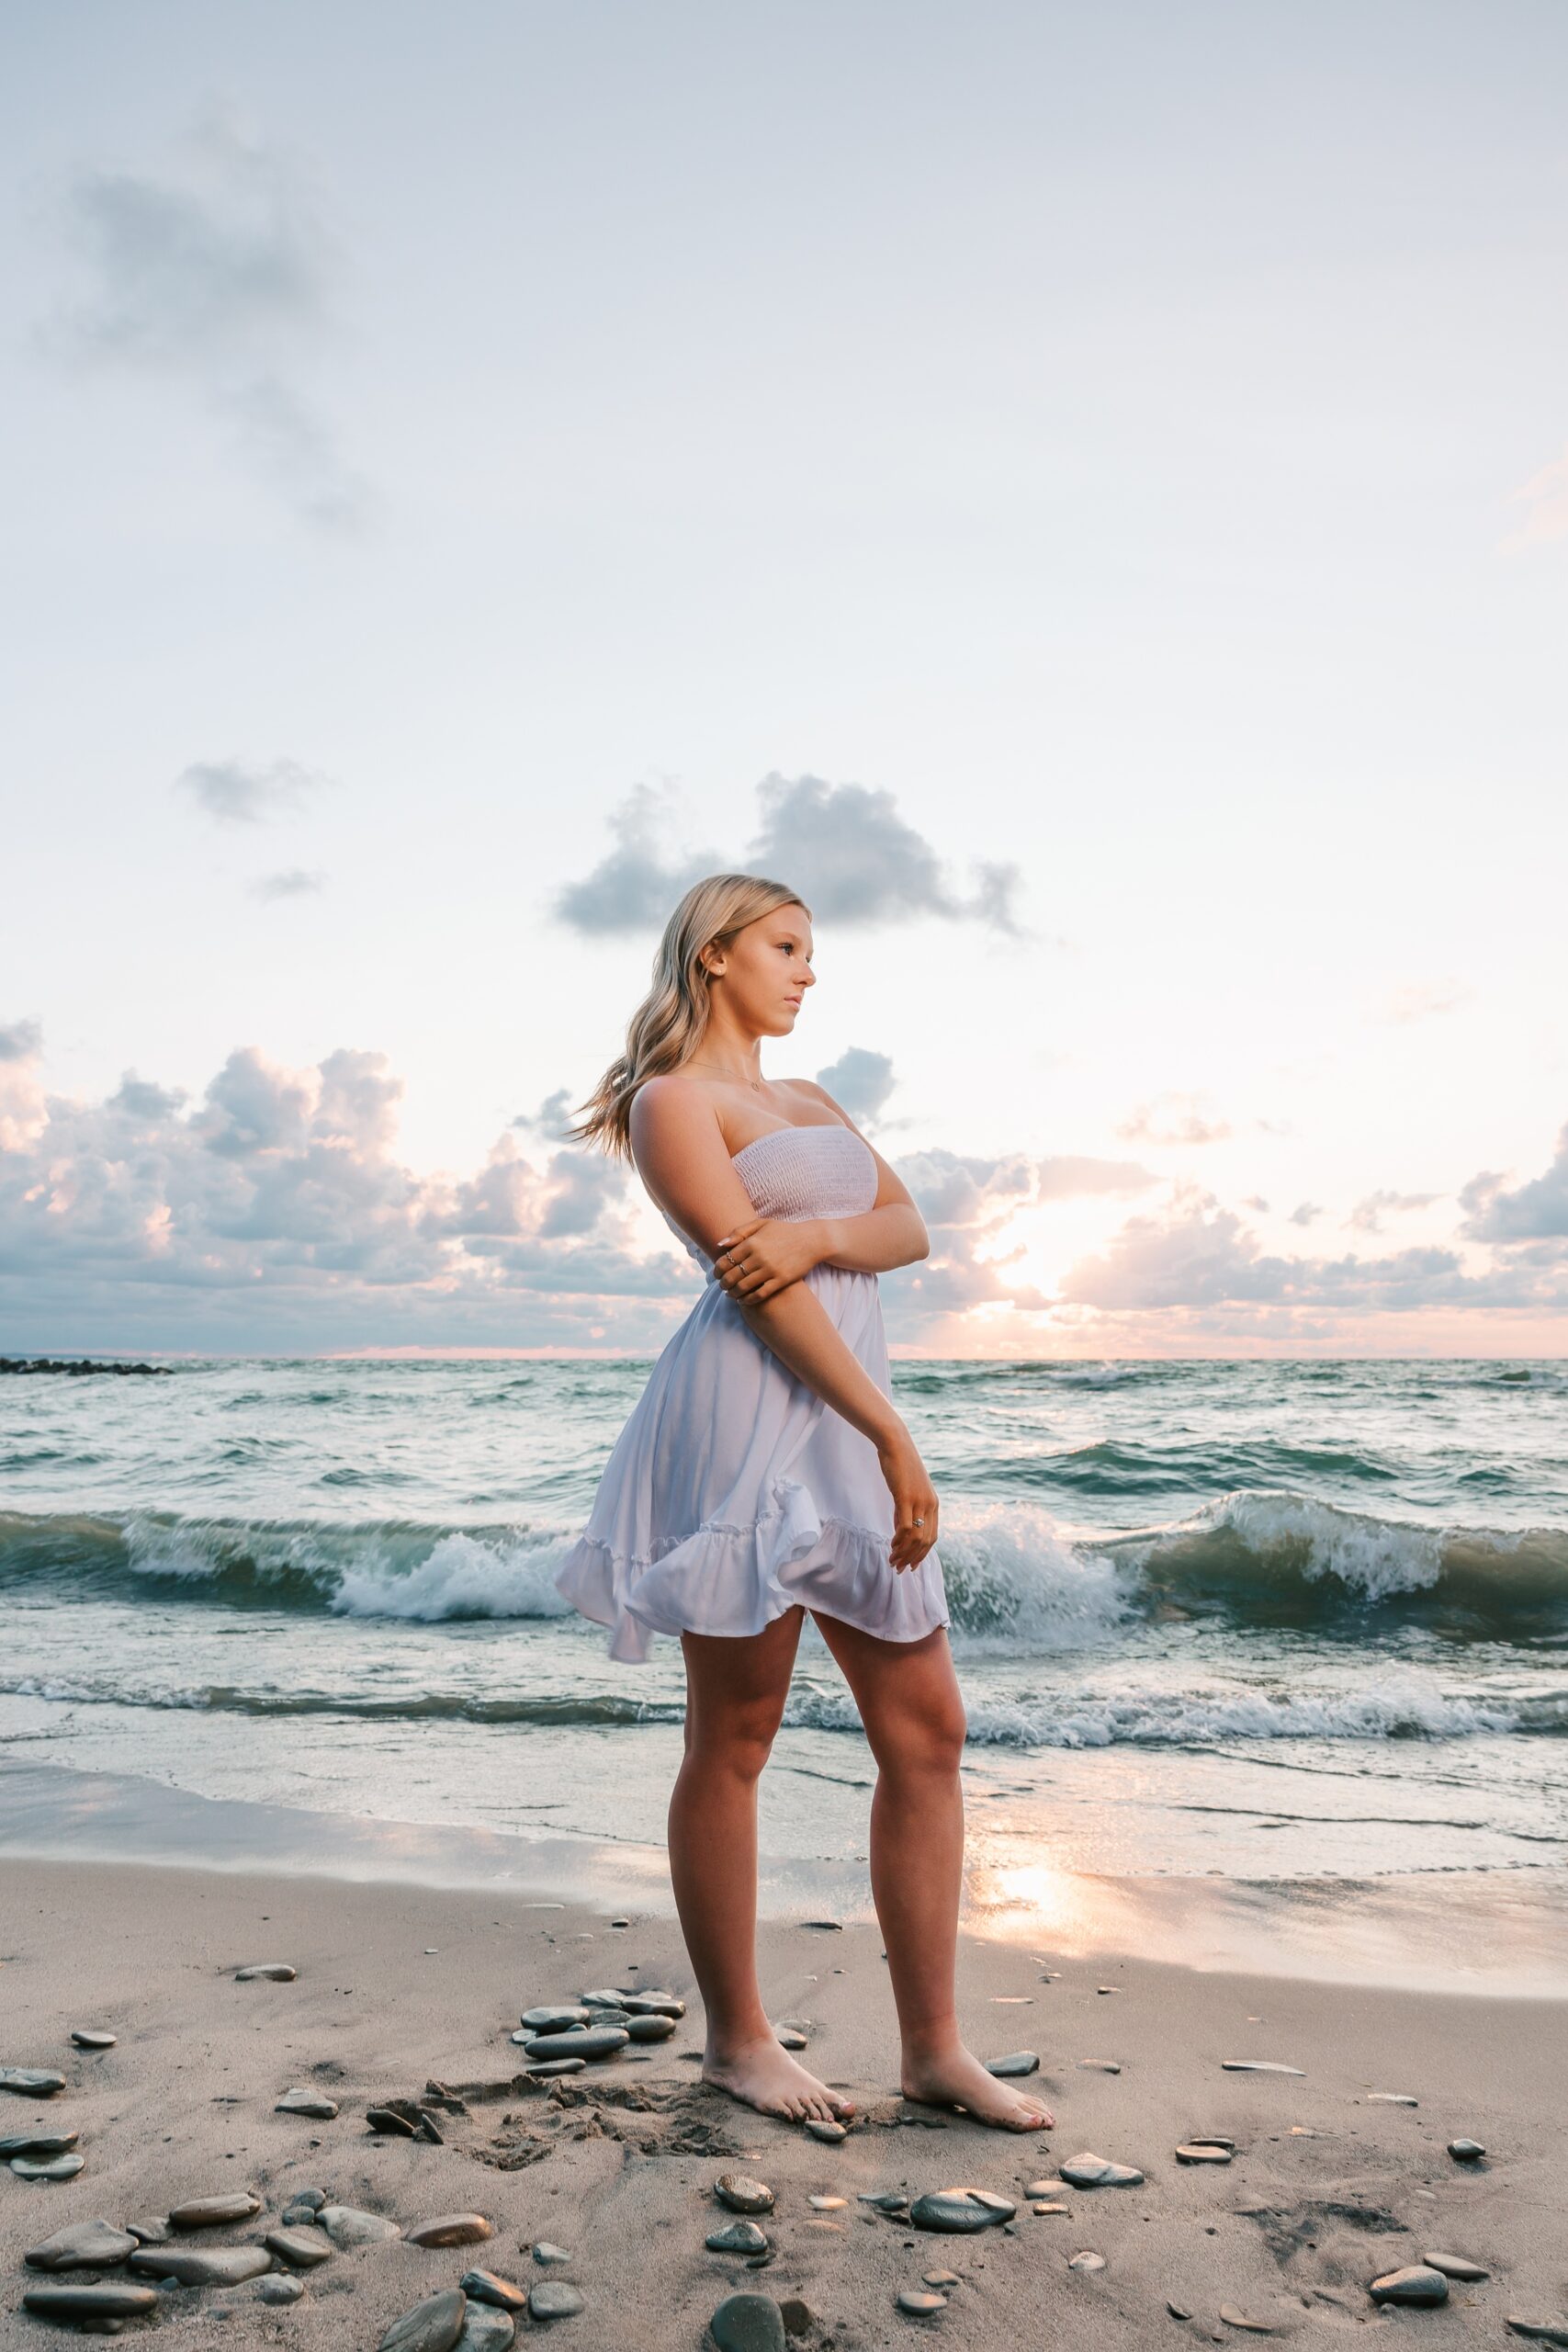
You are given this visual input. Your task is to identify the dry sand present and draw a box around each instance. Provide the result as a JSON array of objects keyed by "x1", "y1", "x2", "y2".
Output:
[{"x1": 3, "y1": 1855, "x2": 1565, "y2": 2346}]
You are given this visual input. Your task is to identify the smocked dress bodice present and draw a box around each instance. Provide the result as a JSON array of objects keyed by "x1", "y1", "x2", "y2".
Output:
[{"x1": 659, "y1": 1122, "x2": 879, "y2": 1268}]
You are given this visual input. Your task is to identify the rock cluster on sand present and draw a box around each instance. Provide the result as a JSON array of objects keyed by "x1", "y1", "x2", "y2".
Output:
[
  {"x1": 508, "y1": 1983, "x2": 687, "y2": 2077},
  {"x1": 520, "y1": 2025, "x2": 629, "y2": 2062},
  {"x1": 9, "y1": 2098, "x2": 539, "y2": 2342}
]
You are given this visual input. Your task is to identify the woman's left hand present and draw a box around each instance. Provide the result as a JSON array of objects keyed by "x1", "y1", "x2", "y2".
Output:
[{"x1": 710, "y1": 1215, "x2": 829, "y2": 1303}]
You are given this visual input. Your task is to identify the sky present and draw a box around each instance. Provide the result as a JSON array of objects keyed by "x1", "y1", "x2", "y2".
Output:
[{"x1": 2, "y1": 0, "x2": 1566, "y2": 1358}]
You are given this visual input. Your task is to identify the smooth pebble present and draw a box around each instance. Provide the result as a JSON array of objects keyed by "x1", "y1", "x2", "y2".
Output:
[
  {"x1": 527, "y1": 2281, "x2": 584, "y2": 2320},
  {"x1": 709, "y1": 2290, "x2": 787, "y2": 2351},
  {"x1": 378, "y1": 2288, "x2": 468, "y2": 2352}
]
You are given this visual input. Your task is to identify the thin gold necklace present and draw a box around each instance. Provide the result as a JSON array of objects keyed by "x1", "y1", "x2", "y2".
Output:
[{"x1": 690, "y1": 1058, "x2": 765, "y2": 1093}]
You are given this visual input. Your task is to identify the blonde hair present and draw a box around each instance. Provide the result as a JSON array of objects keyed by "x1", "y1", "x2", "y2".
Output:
[{"x1": 566, "y1": 872, "x2": 810, "y2": 1159}]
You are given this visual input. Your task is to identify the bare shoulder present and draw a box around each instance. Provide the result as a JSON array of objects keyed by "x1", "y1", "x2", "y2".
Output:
[{"x1": 629, "y1": 1071, "x2": 716, "y2": 1148}]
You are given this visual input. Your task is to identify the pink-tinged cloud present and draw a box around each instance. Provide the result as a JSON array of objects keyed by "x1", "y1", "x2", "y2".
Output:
[
  {"x1": 1056, "y1": 1188, "x2": 1563, "y2": 1319},
  {"x1": 1115, "y1": 1092, "x2": 1232, "y2": 1146},
  {"x1": 5, "y1": 1028, "x2": 1568, "y2": 1357},
  {"x1": 0, "y1": 1028, "x2": 691, "y2": 1353}
]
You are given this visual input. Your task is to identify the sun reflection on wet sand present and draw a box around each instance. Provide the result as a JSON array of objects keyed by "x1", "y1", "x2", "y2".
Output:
[{"x1": 961, "y1": 1826, "x2": 1568, "y2": 1996}]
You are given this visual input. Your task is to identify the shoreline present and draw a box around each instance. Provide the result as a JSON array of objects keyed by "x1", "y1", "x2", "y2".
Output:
[
  {"x1": 6, "y1": 1758, "x2": 1568, "y2": 2000},
  {"x1": 4, "y1": 1849, "x2": 1566, "y2": 2345}
]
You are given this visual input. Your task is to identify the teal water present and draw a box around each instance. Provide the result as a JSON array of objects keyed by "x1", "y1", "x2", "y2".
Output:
[{"x1": 2, "y1": 1356, "x2": 1565, "y2": 1883}]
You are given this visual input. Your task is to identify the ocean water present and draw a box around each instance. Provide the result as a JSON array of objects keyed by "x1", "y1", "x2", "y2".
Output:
[{"x1": 2, "y1": 1356, "x2": 1565, "y2": 1899}]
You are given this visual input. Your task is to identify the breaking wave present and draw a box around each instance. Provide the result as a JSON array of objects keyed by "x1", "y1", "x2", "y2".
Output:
[{"x1": 3, "y1": 1488, "x2": 1565, "y2": 1646}]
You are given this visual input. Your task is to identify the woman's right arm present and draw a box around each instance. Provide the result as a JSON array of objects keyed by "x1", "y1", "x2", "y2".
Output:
[{"x1": 630, "y1": 1079, "x2": 938, "y2": 1569}]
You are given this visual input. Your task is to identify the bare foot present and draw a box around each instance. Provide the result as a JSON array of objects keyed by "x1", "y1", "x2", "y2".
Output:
[
  {"x1": 703, "y1": 2032, "x2": 857, "y2": 2124},
  {"x1": 901, "y1": 2045, "x2": 1055, "y2": 2131}
]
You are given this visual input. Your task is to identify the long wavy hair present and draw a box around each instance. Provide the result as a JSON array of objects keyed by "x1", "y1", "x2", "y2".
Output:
[{"x1": 565, "y1": 872, "x2": 809, "y2": 1160}]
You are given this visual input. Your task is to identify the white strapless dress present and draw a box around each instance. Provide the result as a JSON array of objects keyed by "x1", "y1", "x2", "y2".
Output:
[{"x1": 553, "y1": 1122, "x2": 951, "y2": 1663}]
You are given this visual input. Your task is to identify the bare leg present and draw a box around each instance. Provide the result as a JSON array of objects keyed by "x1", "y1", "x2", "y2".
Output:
[
  {"x1": 670, "y1": 1610, "x2": 854, "y2": 2122},
  {"x1": 808, "y1": 1613, "x2": 1054, "y2": 2131}
]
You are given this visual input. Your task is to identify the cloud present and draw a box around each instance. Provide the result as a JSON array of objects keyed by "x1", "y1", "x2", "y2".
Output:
[
  {"x1": 0, "y1": 1035, "x2": 698, "y2": 1351},
  {"x1": 0, "y1": 1019, "x2": 43, "y2": 1064},
  {"x1": 888, "y1": 1147, "x2": 1053, "y2": 1317},
  {"x1": 1034, "y1": 1156, "x2": 1159, "y2": 1201},
  {"x1": 214, "y1": 374, "x2": 371, "y2": 532},
  {"x1": 1058, "y1": 1189, "x2": 1551, "y2": 1316},
  {"x1": 1461, "y1": 1119, "x2": 1568, "y2": 1242},
  {"x1": 175, "y1": 758, "x2": 327, "y2": 825},
  {"x1": 553, "y1": 785, "x2": 724, "y2": 933},
  {"x1": 813, "y1": 1047, "x2": 895, "y2": 1126},
  {"x1": 554, "y1": 775, "x2": 1023, "y2": 936},
  {"x1": 1501, "y1": 442, "x2": 1568, "y2": 552},
  {"x1": 875, "y1": 1147, "x2": 1157, "y2": 1331},
  {"x1": 7, "y1": 1027, "x2": 1564, "y2": 1353},
  {"x1": 512, "y1": 1086, "x2": 577, "y2": 1141},
  {"x1": 747, "y1": 774, "x2": 1022, "y2": 933},
  {"x1": 1116, "y1": 1091, "x2": 1233, "y2": 1147},
  {"x1": 49, "y1": 115, "x2": 369, "y2": 531},
  {"x1": 1348, "y1": 1189, "x2": 1440, "y2": 1235},
  {"x1": 1375, "y1": 978, "x2": 1472, "y2": 1024},
  {"x1": 0, "y1": 1020, "x2": 48, "y2": 1153},
  {"x1": 1288, "y1": 1201, "x2": 1323, "y2": 1227},
  {"x1": 250, "y1": 867, "x2": 327, "y2": 901}
]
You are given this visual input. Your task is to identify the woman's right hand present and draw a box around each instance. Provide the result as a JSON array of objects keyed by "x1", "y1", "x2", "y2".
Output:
[{"x1": 876, "y1": 1423, "x2": 940, "y2": 1571}]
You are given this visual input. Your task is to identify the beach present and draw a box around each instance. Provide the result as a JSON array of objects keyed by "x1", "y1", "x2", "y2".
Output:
[
  {"x1": 5, "y1": 1834, "x2": 1567, "y2": 2346},
  {"x1": 4, "y1": 1351, "x2": 1567, "y2": 2340}
]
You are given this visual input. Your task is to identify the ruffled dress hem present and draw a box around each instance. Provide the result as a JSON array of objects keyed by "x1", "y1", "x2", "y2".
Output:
[{"x1": 554, "y1": 1473, "x2": 950, "y2": 1665}]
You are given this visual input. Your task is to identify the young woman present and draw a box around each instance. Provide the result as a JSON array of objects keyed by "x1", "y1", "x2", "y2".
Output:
[{"x1": 555, "y1": 872, "x2": 1053, "y2": 2134}]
